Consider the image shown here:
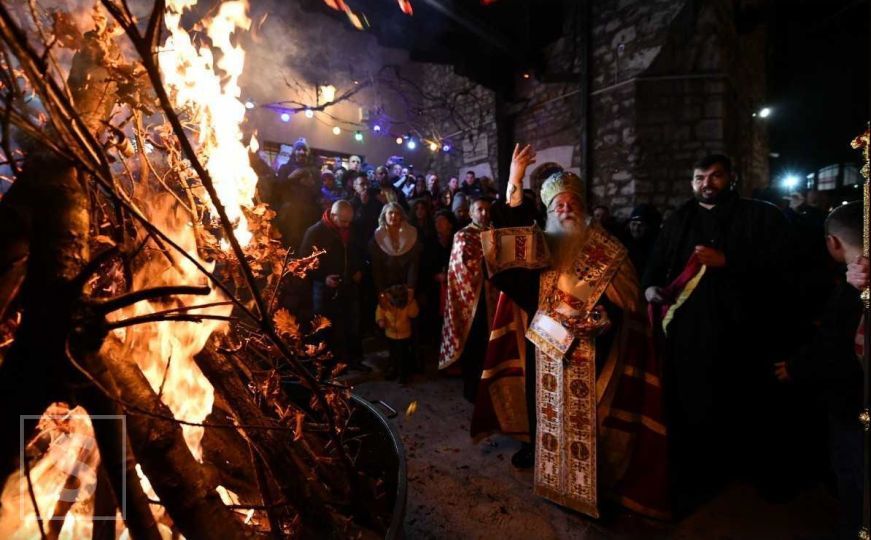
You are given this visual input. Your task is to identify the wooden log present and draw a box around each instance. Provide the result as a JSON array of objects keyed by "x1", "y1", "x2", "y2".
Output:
[
  {"x1": 0, "y1": 21, "x2": 112, "y2": 476},
  {"x1": 75, "y1": 371, "x2": 163, "y2": 540},
  {"x1": 96, "y1": 345, "x2": 253, "y2": 539},
  {"x1": 91, "y1": 466, "x2": 118, "y2": 540}
]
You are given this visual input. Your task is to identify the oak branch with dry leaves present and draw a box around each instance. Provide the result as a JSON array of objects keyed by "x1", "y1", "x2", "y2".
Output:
[{"x1": 0, "y1": 1, "x2": 393, "y2": 538}]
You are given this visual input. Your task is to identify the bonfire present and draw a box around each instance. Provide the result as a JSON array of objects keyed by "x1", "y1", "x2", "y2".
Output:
[{"x1": 0, "y1": 0, "x2": 409, "y2": 538}]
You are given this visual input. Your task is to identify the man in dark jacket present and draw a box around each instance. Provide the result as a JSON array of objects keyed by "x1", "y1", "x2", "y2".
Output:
[
  {"x1": 299, "y1": 200, "x2": 366, "y2": 370},
  {"x1": 350, "y1": 172, "x2": 383, "y2": 244},
  {"x1": 277, "y1": 137, "x2": 316, "y2": 181},
  {"x1": 642, "y1": 154, "x2": 796, "y2": 509},
  {"x1": 778, "y1": 202, "x2": 864, "y2": 539},
  {"x1": 349, "y1": 172, "x2": 383, "y2": 339}
]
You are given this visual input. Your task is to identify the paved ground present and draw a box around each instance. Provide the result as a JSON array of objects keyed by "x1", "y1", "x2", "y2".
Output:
[{"x1": 349, "y1": 351, "x2": 840, "y2": 540}]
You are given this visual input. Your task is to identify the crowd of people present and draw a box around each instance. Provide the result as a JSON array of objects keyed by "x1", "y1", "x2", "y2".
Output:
[{"x1": 255, "y1": 137, "x2": 865, "y2": 535}]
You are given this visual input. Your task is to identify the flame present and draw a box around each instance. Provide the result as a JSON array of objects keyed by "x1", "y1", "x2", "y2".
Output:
[
  {"x1": 160, "y1": 0, "x2": 257, "y2": 247},
  {"x1": 1, "y1": 1, "x2": 257, "y2": 536},
  {"x1": 0, "y1": 405, "x2": 104, "y2": 539},
  {"x1": 109, "y1": 196, "x2": 231, "y2": 461}
]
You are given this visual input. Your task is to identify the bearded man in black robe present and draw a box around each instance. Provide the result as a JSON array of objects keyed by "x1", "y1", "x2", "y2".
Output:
[{"x1": 642, "y1": 154, "x2": 795, "y2": 509}]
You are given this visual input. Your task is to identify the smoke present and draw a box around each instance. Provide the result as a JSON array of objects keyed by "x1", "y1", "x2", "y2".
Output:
[{"x1": 238, "y1": 0, "x2": 409, "y2": 107}]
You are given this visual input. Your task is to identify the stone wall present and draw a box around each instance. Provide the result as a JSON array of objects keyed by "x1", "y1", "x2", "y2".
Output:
[
  {"x1": 589, "y1": 0, "x2": 769, "y2": 216},
  {"x1": 417, "y1": 64, "x2": 498, "y2": 182},
  {"x1": 265, "y1": 0, "x2": 770, "y2": 213}
]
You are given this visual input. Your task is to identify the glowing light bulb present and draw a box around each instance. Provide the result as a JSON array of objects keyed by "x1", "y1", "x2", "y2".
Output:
[
  {"x1": 373, "y1": 124, "x2": 382, "y2": 132},
  {"x1": 354, "y1": 131, "x2": 363, "y2": 142},
  {"x1": 304, "y1": 109, "x2": 314, "y2": 118},
  {"x1": 407, "y1": 140, "x2": 417, "y2": 150},
  {"x1": 429, "y1": 142, "x2": 438, "y2": 151},
  {"x1": 280, "y1": 113, "x2": 290, "y2": 122},
  {"x1": 396, "y1": 137, "x2": 404, "y2": 145},
  {"x1": 332, "y1": 126, "x2": 341, "y2": 135},
  {"x1": 244, "y1": 100, "x2": 255, "y2": 109}
]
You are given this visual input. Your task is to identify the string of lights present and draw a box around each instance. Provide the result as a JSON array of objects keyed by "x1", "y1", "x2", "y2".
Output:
[{"x1": 248, "y1": 99, "x2": 453, "y2": 154}]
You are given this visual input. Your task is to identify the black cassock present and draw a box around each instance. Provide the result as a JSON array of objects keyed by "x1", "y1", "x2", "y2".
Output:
[{"x1": 641, "y1": 190, "x2": 800, "y2": 499}]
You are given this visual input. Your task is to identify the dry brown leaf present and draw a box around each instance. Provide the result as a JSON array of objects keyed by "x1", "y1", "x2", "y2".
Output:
[
  {"x1": 310, "y1": 314, "x2": 332, "y2": 333},
  {"x1": 273, "y1": 308, "x2": 299, "y2": 338},
  {"x1": 330, "y1": 362, "x2": 347, "y2": 378},
  {"x1": 50, "y1": 11, "x2": 83, "y2": 48}
]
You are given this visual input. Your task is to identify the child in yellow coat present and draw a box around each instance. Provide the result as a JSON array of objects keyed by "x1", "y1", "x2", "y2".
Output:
[{"x1": 376, "y1": 284, "x2": 419, "y2": 383}]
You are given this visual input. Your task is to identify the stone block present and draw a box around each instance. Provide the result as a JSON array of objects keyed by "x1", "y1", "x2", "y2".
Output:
[
  {"x1": 611, "y1": 26, "x2": 637, "y2": 49},
  {"x1": 624, "y1": 46, "x2": 661, "y2": 72},
  {"x1": 635, "y1": 180, "x2": 653, "y2": 193},
  {"x1": 671, "y1": 125, "x2": 691, "y2": 141},
  {"x1": 704, "y1": 99, "x2": 724, "y2": 118},
  {"x1": 604, "y1": 19, "x2": 621, "y2": 33},
  {"x1": 695, "y1": 119, "x2": 723, "y2": 140},
  {"x1": 612, "y1": 170, "x2": 632, "y2": 182}
]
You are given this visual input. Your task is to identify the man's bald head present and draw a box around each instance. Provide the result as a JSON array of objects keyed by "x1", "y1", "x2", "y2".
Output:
[{"x1": 330, "y1": 200, "x2": 354, "y2": 228}]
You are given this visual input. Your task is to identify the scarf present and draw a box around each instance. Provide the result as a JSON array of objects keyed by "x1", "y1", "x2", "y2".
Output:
[{"x1": 322, "y1": 208, "x2": 350, "y2": 246}]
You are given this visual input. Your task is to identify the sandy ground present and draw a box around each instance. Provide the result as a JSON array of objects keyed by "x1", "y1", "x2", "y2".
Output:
[{"x1": 348, "y1": 351, "x2": 841, "y2": 540}]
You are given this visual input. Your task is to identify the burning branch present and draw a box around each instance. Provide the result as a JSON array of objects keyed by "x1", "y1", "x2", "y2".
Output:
[{"x1": 0, "y1": 0, "x2": 392, "y2": 537}]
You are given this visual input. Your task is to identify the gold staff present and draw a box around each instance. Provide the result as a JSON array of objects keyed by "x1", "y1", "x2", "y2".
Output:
[{"x1": 851, "y1": 122, "x2": 870, "y2": 540}]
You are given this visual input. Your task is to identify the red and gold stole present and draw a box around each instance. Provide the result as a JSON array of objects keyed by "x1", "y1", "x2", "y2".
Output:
[
  {"x1": 470, "y1": 292, "x2": 530, "y2": 442},
  {"x1": 532, "y1": 227, "x2": 626, "y2": 518},
  {"x1": 439, "y1": 225, "x2": 497, "y2": 369}
]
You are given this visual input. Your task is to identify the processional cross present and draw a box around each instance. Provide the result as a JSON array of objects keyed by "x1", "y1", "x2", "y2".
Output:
[{"x1": 852, "y1": 123, "x2": 870, "y2": 540}]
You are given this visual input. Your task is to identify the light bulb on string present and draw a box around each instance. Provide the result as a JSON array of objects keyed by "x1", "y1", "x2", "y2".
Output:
[
  {"x1": 429, "y1": 142, "x2": 438, "y2": 152},
  {"x1": 373, "y1": 124, "x2": 382, "y2": 133},
  {"x1": 442, "y1": 143, "x2": 452, "y2": 153},
  {"x1": 395, "y1": 137, "x2": 404, "y2": 145},
  {"x1": 332, "y1": 126, "x2": 341, "y2": 135},
  {"x1": 354, "y1": 131, "x2": 363, "y2": 142},
  {"x1": 280, "y1": 112, "x2": 290, "y2": 122},
  {"x1": 304, "y1": 109, "x2": 314, "y2": 118}
]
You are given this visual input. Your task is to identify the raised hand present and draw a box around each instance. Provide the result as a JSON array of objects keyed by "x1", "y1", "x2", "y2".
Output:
[{"x1": 507, "y1": 144, "x2": 536, "y2": 205}]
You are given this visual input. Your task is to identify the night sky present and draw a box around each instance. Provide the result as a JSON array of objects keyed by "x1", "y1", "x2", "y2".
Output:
[{"x1": 767, "y1": 0, "x2": 870, "y2": 185}]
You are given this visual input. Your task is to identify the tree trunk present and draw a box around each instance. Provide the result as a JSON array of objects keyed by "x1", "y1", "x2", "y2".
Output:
[
  {"x1": 95, "y1": 346, "x2": 253, "y2": 539},
  {"x1": 0, "y1": 28, "x2": 113, "y2": 475}
]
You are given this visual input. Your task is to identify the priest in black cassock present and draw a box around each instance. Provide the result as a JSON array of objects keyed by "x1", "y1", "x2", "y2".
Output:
[{"x1": 642, "y1": 154, "x2": 796, "y2": 508}]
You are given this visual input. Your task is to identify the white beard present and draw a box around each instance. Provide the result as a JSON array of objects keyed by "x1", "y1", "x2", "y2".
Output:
[{"x1": 545, "y1": 212, "x2": 588, "y2": 272}]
